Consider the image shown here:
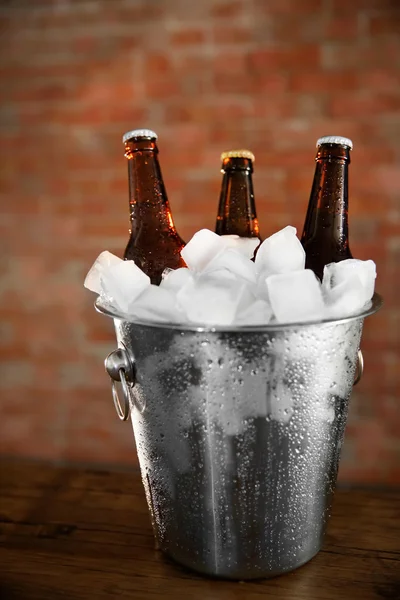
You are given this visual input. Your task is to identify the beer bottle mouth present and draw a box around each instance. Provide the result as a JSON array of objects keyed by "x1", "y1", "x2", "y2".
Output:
[
  {"x1": 220, "y1": 149, "x2": 255, "y2": 162},
  {"x1": 316, "y1": 136, "x2": 353, "y2": 150},
  {"x1": 122, "y1": 129, "x2": 158, "y2": 144}
]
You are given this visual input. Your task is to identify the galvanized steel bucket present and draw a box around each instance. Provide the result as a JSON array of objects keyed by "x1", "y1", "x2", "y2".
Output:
[{"x1": 96, "y1": 294, "x2": 382, "y2": 580}]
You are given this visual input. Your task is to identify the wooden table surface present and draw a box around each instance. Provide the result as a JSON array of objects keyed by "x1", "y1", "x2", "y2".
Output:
[{"x1": 0, "y1": 460, "x2": 399, "y2": 600}]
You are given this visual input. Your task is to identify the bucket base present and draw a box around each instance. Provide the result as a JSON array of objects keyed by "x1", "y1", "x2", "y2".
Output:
[{"x1": 162, "y1": 545, "x2": 322, "y2": 581}]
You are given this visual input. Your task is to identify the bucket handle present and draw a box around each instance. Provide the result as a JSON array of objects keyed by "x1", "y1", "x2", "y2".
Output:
[
  {"x1": 104, "y1": 344, "x2": 140, "y2": 421},
  {"x1": 354, "y1": 349, "x2": 364, "y2": 386}
]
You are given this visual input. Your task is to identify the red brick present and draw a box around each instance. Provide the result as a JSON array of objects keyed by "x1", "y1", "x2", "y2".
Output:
[
  {"x1": 105, "y1": 103, "x2": 148, "y2": 125},
  {"x1": 144, "y1": 52, "x2": 173, "y2": 76},
  {"x1": 289, "y1": 70, "x2": 358, "y2": 93},
  {"x1": 0, "y1": 343, "x2": 31, "y2": 361},
  {"x1": 257, "y1": 15, "x2": 325, "y2": 43},
  {"x1": 259, "y1": 148, "x2": 312, "y2": 170},
  {"x1": 369, "y1": 13, "x2": 400, "y2": 36},
  {"x1": 352, "y1": 163, "x2": 396, "y2": 192},
  {"x1": 358, "y1": 70, "x2": 400, "y2": 92},
  {"x1": 73, "y1": 36, "x2": 98, "y2": 55},
  {"x1": 253, "y1": 73, "x2": 288, "y2": 94},
  {"x1": 13, "y1": 81, "x2": 74, "y2": 103},
  {"x1": 252, "y1": 173, "x2": 289, "y2": 216},
  {"x1": 352, "y1": 191, "x2": 393, "y2": 218},
  {"x1": 81, "y1": 217, "x2": 126, "y2": 240},
  {"x1": 85, "y1": 322, "x2": 115, "y2": 344},
  {"x1": 65, "y1": 388, "x2": 136, "y2": 465},
  {"x1": 250, "y1": 96, "x2": 296, "y2": 120},
  {"x1": 115, "y1": 2, "x2": 165, "y2": 22},
  {"x1": 378, "y1": 217, "x2": 400, "y2": 241},
  {"x1": 144, "y1": 77, "x2": 181, "y2": 99},
  {"x1": 213, "y1": 25, "x2": 253, "y2": 44},
  {"x1": 361, "y1": 311, "x2": 395, "y2": 353},
  {"x1": 331, "y1": 0, "x2": 385, "y2": 14},
  {"x1": 217, "y1": 76, "x2": 255, "y2": 95},
  {"x1": 210, "y1": 1, "x2": 244, "y2": 19},
  {"x1": 323, "y1": 39, "x2": 400, "y2": 69},
  {"x1": 323, "y1": 16, "x2": 359, "y2": 39},
  {"x1": 214, "y1": 50, "x2": 248, "y2": 72},
  {"x1": 329, "y1": 92, "x2": 400, "y2": 118},
  {"x1": 170, "y1": 29, "x2": 206, "y2": 46},
  {"x1": 212, "y1": 100, "x2": 253, "y2": 120},
  {"x1": 166, "y1": 100, "x2": 252, "y2": 124},
  {"x1": 175, "y1": 54, "x2": 213, "y2": 73},
  {"x1": 1, "y1": 389, "x2": 68, "y2": 462},
  {"x1": 254, "y1": 0, "x2": 323, "y2": 14},
  {"x1": 247, "y1": 44, "x2": 320, "y2": 72},
  {"x1": 247, "y1": 47, "x2": 288, "y2": 71},
  {"x1": 0, "y1": 17, "x2": 11, "y2": 33},
  {"x1": 164, "y1": 104, "x2": 195, "y2": 123},
  {"x1": 1, "y1": 191, "x2": 40, "y2": 215},
  {"x1": 374, "y1": 166, "x2": 400, "y2": 194}
]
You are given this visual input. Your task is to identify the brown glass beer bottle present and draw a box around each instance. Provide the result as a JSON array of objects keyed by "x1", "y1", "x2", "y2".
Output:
[
  {"x1": 122, "y1": 129, "x2": 186, "y2": 284},
  {"x1": 301, "y1": 136, "x2": 353, "y2": 280},
  {"x1": 215, "y1": 149, "x2": 262, "y2": 240}
]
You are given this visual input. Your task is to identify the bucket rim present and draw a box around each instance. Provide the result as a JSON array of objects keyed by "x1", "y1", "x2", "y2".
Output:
[{"x1": 94, "y1": 293, "x2": 383, "y2": 333}]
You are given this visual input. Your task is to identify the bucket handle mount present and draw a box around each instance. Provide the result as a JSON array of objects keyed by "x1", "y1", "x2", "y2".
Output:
[{"x1": 104, "y1": 344, "x2": 140, "y2": 421}]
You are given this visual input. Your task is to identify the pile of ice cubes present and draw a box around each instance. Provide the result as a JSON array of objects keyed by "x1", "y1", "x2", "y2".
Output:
[{"x1": 84, "y1": 226, "x2": 376, "y2": 326}]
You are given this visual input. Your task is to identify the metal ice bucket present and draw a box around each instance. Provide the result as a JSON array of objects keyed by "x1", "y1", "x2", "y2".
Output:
[{"x1": 96, "y1": 294, "x2": 382, "y2": 580}]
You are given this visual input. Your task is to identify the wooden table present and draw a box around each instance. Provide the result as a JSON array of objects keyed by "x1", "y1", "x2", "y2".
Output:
[{"x1": 1, "y1": 460, "x2": 399, "y2": 599}]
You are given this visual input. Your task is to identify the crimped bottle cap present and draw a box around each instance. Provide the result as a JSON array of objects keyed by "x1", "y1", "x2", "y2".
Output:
[
  {"x1": 221, "y1": 149, "x2": 255, "y2": 162},
  {"x1": 122, "y1": 129, "x2": 158, "y2": 143},
  {"x1": 317, "y1": 136, "x2": 353, "y2": 150}
]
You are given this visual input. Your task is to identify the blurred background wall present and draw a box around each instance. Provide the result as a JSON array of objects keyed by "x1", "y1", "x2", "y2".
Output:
[{"x1": 0, "y1": 0, "x2": 399, "y2": 485}]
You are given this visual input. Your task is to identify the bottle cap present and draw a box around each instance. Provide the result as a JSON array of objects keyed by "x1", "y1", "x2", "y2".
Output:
[
  {"x1": 316, "y1": 136, "x2": 353, "y2": 150},
  {"x1": 221, "y1": 149, "x2": 255, "y2": 162},
  {"x1": 122, "y1": 129, "x2": 158, "y2": 143}
]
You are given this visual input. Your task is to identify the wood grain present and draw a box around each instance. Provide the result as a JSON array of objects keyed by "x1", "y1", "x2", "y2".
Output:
[{"x1": 0, "y1": 460, "x2": 399, "y2": 600}]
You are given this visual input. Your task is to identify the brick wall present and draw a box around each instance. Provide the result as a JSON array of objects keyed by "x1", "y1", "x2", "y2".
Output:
[{"x1": 1, "y1": 0, "x2": 399, "y2": 484}]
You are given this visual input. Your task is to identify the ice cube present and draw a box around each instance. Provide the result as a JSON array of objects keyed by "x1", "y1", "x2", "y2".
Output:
[
  {"x1": 177, "y1": 275, "x2": 253, "y2": 325},
  {"x1": 255, "y1": 269, "x2": 271, "y2": 301},
  {"x1": 84, "y1": 252, "x2": 151, "y2": 313},
  {"x1": 200, "y1": 268, "x2": 238, "y2": 282},
  {"x1": 99, "y1": 260, "x2": 151, "y2": 314},
  {"x1": 84, "y1": 251, "x2": 123, "y2": 294},
  {"x1": 205, "y1": 247, "x2": 257, "y2": 283},
  {"x1": 130, "y1": 285, "x2": 184, "y2": 323},
  {"x1": 324, "y1": 275, "x2": 369, "y2": 318},
  {"x1": 255, "y1": 226, "x2": 305, "y2": 276},
  {"x1": 160, "y1": 267, "x2": 193, "y2": 292},
  {"x1": 266, "y1": 269, "x2": 324, "y2": 323},
  {"x1": 220, "y1": 235, "x2": 260, "y2": 259},
  {"x1": 102, "y1": 262, "x2": 151, "y2": 313},
  {"x1": 236, "y1": 299, "x2": 273, "y2": 325},
  {"x1": 323, "y1": 259, "x2": 376, "y2": 303},
  {"x1": 181, "y1": 229, "x2": 225, "y2": 272}
]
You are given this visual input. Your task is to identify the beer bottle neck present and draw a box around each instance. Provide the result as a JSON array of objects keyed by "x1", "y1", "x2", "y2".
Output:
[
  {"x1": 310, "y1": 148, "x2": 349, "y2": 237},
  {"x1": 125, "y1": 140, "x2": 176, "y2": 234},
  {"x1": 302, "y1": 145, "x2": 352, "y2": 277},
  {"x1": 216, "y1": 158, "x2": 260, "y2": 238},
  {"x1": 314, "y1": 144, "x2": 349, "y2": 207}
]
